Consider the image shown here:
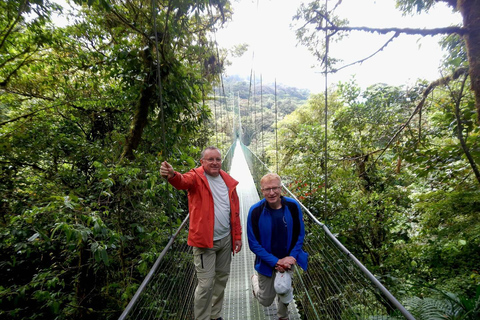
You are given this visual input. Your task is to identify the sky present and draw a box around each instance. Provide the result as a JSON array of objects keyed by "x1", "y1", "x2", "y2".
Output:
[{"x1": 215, "y1": 0, "x2": 463, "y2": 93}]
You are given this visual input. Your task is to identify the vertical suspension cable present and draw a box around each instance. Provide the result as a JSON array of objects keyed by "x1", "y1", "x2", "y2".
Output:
[
  {"x1": 231, "y1": 90, "x2": 235, "y2": 140},
  {"x1": 222, "y1": 83, "x2": 225, "y2": 148},
  {"x1": 238, "y1": 91, "x2": 241, "y2": 140},
  {"x1": 261, "y1": 74, "x2": 264, "y2": 162},
  {"x1": 248, "y1": 69, "x2": 253, "y2": 141},
  {"x1": 220, "y1": 75, "x2": 228, "y2": 148},
  {"x1": 214, "y1": 87, "x2": 218, "y2": 145},
  {"x1": 323, "y1": 0, "x2": 329, "y2": 222},
  {"x1": 151, "y1": 0, "x2": 173, "y2": 236},
  {"x1": 118, "y1": 2, "x2": 172, "y2": 318},
  {"x1": 201, "y1": 84, "x2": 207, "y2": 141},
  {"x1": 152, "y1": 0, "x2": 166, "y2": 153},
  {"x1": 212, "y1": 26, "x2": 227, "y2": 149},
  {"x1": 254, "y1": 71, "x2": 256, "y2": 153},
  {"x1": 275, "y1": 78, "x2": 278, "y2": 173}
]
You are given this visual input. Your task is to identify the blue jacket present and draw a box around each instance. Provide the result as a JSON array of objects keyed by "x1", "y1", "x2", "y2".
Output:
[{"x1": 247, "y1": 196, "x2": 308, "y2": 277}]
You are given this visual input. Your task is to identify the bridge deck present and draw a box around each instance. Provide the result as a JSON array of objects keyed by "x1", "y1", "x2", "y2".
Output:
[{"x1": 223, "y1": 142, "x2": 300, "y2": 320}]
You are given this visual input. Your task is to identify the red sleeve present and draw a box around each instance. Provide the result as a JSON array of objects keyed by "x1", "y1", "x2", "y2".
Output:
[{"x1": 168, "y1": 170, "x2": 196, "y2": 190}]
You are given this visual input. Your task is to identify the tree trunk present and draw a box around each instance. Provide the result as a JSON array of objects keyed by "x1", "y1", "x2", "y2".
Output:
[
  {"x1": 75, "y1": 245, "x2": 92, "y2": 319},
  {"x1": 458, "y1": 0, "x2": 480, "y2": 124},
  {"x1": 454, "y1": 75, "x2": 480, "y2": 184},
  {"x1": 121, "y1": 49, "x2": 155, "y2": 161},
  {"x1": 355, "y1": 155, "x2": 373, "y2": 191}
]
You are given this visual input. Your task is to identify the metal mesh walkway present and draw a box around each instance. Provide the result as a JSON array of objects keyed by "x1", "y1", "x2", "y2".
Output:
[{"x1": 223, "y1": 141, "x2": 301, "y2": 320}]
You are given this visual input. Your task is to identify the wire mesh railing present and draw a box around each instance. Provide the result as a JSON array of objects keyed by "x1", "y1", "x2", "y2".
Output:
[
  {"x1": 296, "y1": 219, "x2": 409, "y2": 319},
  {"x1": 118, "y1": 215, "x2": 195, "y2": 320},
  {"x1": 240, "y1": 143, "x2": 269, "y2": 195},
  {"x1": 222, "y1": 140, "x2": 237, "y2": 172}
]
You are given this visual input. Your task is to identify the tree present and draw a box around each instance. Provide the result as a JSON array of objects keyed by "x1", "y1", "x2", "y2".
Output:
[
  {"x1": 274, "y1": 75, "x2": 479, "y2": 302},
  {"x1": 294, "y1": 0, "x2": 480, "y2": 124},
  {"x1": 0, "y1": 0, "x2": 234, "y2": 319},
  {"x1": 397, "y1": 0, "x2": 480, "y2": 124}
]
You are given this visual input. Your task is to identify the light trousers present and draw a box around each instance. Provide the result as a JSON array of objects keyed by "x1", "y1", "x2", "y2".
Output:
[
  {"x1": 252, "y1": 271, "x2": 289, "y2": 319},
  {"x1": 193, "y1": 235, "x2": 232, "y2": 320}
]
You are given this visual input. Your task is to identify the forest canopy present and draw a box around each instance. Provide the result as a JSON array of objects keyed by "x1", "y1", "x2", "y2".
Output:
[{"x1": 1, "y1": 0, "x2": 479, "y2": 319}]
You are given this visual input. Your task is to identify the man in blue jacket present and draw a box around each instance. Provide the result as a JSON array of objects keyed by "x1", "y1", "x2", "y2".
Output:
[{"x1": 247, "y1": 173, "x2": 308, "y2": 320}]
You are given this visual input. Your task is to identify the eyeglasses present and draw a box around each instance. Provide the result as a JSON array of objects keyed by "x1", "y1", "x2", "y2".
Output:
[
  {"x1": 261, "y1": 186, "x2": 282, "y2": 193},
  {"x1": 203, "y1": 158, "x2": 222, "y2": 163}
]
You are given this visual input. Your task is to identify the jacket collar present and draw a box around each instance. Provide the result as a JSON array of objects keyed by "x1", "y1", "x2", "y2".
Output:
[{"x1": 193, "y1": 166, "x2": 239, "y2": 189}]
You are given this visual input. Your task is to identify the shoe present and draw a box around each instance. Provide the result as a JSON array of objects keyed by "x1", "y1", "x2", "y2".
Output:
[
  {"x1": 211, "y1": 318, "x2": 223, "y2": 320},
  {"x1": 251, "y1": 274, "x2": 258, "y2": 299},
  {"x1": 278, "y1": 318, "x2": 289, "y2": 320}
]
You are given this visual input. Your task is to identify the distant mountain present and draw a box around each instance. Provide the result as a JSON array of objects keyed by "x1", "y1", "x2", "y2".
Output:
[
  {"x1": 220, "y1": 75, "x2": 310, "y2": 101},
  {"x1": 208, "y1": 75, "x2": 311, "y2": 145}
]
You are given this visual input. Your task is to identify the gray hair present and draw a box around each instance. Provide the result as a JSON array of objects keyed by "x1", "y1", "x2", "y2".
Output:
[{"x1": 201, "y1": 146, "x2": 221, "y2": 159}]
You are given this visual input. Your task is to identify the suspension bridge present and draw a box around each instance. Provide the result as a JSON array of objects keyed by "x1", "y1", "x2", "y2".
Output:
[{"x1": 118, "y1": 140, "x2": 414, "y2": 320}]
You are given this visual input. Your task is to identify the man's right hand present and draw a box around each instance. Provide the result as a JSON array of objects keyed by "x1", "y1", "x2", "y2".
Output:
[{"x1": 160, "y1": 161, "x2": 175, "y2": 179}]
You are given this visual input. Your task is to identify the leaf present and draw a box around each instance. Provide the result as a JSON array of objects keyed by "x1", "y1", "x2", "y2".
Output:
[{"x1": 27, "y1": 233, "x2": 40, "y2": 242}]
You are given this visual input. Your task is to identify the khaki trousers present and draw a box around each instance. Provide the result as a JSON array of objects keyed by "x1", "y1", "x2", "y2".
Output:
[
  {"x1": 252, "y1": 272, "x2": 289, "y2": 318},
  {"x1": 193, "y1": 235, "x2": 232, "y2": 320}
]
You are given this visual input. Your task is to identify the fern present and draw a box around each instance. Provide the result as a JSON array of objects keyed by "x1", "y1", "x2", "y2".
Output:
[
  {"x1": 404, "y1": 296, "x2": 455, "y2": 320},
  {"x1": 403, "y1": 286, "x2": 480, "y2": 320}
]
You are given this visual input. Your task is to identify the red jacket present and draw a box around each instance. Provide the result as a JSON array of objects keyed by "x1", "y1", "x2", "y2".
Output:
[{"x1": 168, "y1": 166, "x2": 241, "y2": 252}]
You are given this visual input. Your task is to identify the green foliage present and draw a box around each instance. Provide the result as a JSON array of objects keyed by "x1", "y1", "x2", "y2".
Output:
[
  {"x1": 395, "y1": 0, "x2": 439, "y2": 14},
  {"x1": 272, "y1": 74, "x2": 480, "y2": 310},
  {"x1": 2, "y1": 1, "x2": 480, "y2": 319},
  {"x1": 404, "y1": 190, "x2": 480, "y2": 292},
  {"x1": 0, "y1": 149, "x2": 186, "y2": 319},
  {"x1": 403, "y1": 286, "x2": 480, "y2": 320},
  {"x1": 292, "y1": 0, "x2": 348, "y2": 68},
  {"x1": 0, "y1": 0, "x2": 233, "y2": 319}
]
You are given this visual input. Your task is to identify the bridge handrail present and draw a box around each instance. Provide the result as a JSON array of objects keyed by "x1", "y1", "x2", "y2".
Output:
[
  {"x1": 118, "y1": 214, "x2": 190, "y2": 320},
  {"x1": 223, "y1": 141, "x2": 235, "y2": 161},
  {"x1": 242, "y1": 142, "x2": 415, "y2": 320}
]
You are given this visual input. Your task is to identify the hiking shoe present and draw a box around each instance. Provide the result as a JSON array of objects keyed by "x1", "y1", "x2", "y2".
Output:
[{"x1": 251, "y1": 274, "x2": 259, "y2": 299}]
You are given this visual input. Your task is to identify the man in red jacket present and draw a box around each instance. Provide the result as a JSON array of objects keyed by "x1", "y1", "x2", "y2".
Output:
[{"x1": 160, "y1": 146, "x2": 242, "y2": 320}]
